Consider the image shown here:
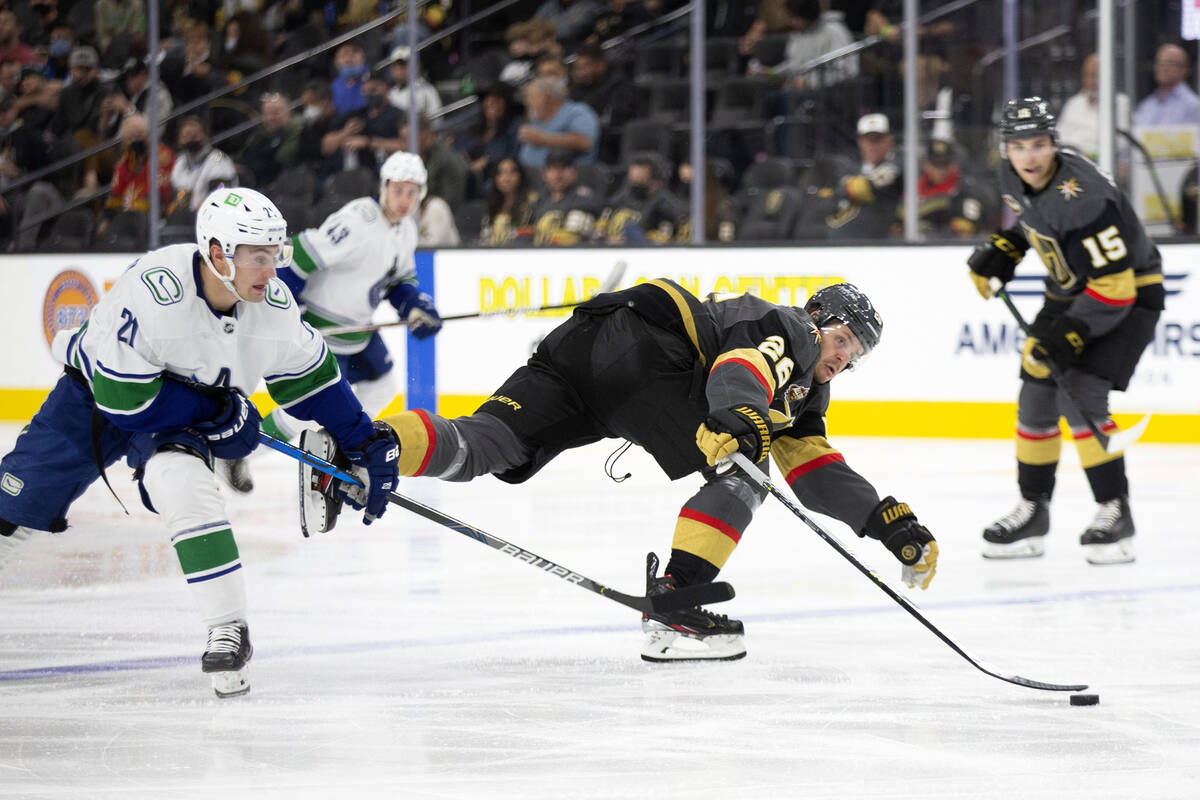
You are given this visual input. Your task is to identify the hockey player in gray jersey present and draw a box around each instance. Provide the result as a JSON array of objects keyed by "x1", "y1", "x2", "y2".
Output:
[
  {"x1": 216, "y1": 152, "x2": 442, "y2": 494},
  {"x1": 967, "y1": 97, "x2": 1164, "y2": 565},
  {"x1": 0, "y1": 188, "x2": 401, "y2": 697},
  {"x1": 299, "y1": 280, "x2": 939, "y2": 662}
]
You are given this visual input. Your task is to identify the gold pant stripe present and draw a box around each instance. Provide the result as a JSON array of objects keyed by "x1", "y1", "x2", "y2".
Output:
[
  {"x1": 672, "y1": 512, "x2": 739, "y2": 569},
  {"x1": 381, "y1": 410, "x2": 434, "y2": 476},
  {"x1": 1016, "y1": 428, "x2": 1062, "y2": 466}
]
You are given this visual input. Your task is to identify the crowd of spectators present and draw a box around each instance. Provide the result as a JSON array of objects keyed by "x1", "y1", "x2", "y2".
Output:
[{"x1": 0, "y1": 1, "x2": 1196, "y2": 251}]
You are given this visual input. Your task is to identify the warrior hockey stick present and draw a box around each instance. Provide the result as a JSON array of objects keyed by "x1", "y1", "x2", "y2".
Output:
[
  {"x1": 323, "y1": 260, "x2": 629, "y2": 336},
  {"x1": 991, "y1": 279, "x2": 1152, "y2": 454},
  {"x1": 259, "y1": 431, "x2": 734, "y2": 615},
  {"x1": 728, "y1": 452, "x2": 1088, "y2": 693}
]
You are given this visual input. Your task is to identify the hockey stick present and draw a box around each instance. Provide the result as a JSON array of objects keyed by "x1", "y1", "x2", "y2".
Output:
[
  {"x1": 322, "y1": 260, "x2": 629, "y2": 336},
  {"x1": 259, "y1": 431, "x2": 734, "y2": 615},
  {"x1": 991, "y1": 278, "x2": 1151, "y2": 454},
  {"x1": 728, "y1": 452, "x2": 1088, "y2": 693}
]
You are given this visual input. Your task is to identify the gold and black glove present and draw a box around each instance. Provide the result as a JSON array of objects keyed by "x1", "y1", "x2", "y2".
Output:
[
  {"x1": 861, "y1": 496, "x2": 939, "y2": 590},
  {"x1": 967, "y1": 228, "x2": 1029, "y2": 298},
  {"x1": 696, "y1": 405, "x2": 770, "y2": 467}
]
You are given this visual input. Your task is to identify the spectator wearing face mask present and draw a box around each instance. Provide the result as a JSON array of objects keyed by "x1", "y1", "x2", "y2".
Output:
[
  {"x1": 42, "y1": 22, "x2": 74, "y2": 80},
  {"x1": 105, "y1": 113, "x2": 174, "y2": 215},
  {"x1": 594, "y1": 152, "x2": 690, "y2": 244},
  {"x1": 386, "y1": 46, "x2": 441, "y2": 117},
  {"x1": 324, "y1": 73, "x2": 401, "y2": 176},
  {"x1": 297, "y1": 80, "x2": 340, "y2": 179},
  {"x1": 169, "y1": 115, "x2": 237, "y2": 212},
  {"x1": 331, "y1": 41, "x2": 368, "y2": 116}
]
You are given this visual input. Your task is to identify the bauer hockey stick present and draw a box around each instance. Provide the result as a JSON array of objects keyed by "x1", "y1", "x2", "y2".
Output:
[
  {"x1": 322, "y1": 260, "x2": 629, "y2": 336},
  {"x1": 259, "y1": 431, "x2": 734, "y2": 616},
  {"x1": 728, "y1": 452, "x2": 1088, "y2": 693},
  {"x1": 990, "y1": 278, "x2": 1152, "y2": 455}
]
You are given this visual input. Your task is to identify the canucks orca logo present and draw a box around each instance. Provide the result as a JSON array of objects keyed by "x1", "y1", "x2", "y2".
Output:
[{"x1": 265, "y1": 279, "x2": 292, "y2": 309}]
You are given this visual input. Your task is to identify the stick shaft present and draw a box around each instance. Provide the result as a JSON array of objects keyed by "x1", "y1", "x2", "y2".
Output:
[{"x1": 729, "y1": 453, "x2": 1087, "y2": 692}]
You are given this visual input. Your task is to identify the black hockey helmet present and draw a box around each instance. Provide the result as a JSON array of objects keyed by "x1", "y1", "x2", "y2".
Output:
[
  {"x1": 804, "y1": 282, "x2": 883, "y2": 362},
  {"x1": 998, "y1": 96, "x2": 1057, "y2": 143}
]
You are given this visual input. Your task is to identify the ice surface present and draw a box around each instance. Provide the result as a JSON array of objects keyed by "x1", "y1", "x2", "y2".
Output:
[{"x1": 2, "y1": 424, "x2": 1198, "y2": 799}]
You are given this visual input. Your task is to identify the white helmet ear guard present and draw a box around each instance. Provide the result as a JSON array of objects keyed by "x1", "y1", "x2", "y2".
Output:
[
  {"x1": 195, "y1": 187, "x2": 291, "y2": 301},
  {"x1": 379, "y1": 151, "x2": 428, "y2": 200}
]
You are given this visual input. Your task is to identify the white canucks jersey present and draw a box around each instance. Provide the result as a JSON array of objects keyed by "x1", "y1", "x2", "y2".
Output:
[
  {"x1": 55, "y1": 243, "x2": 340, "y2": 421},
  {"x1": 290, "y1": 196, "x2": 418, "y2": 355}
]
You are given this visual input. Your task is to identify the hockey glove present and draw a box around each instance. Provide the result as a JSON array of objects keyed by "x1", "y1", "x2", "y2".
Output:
[
  {"x1": 861, "y1": 496, "x2": 939, "y2": 590},
  {"x1": 967, "y1": 228, "x2": 1029, "y2": 298},
  {"x1": 192, "y1": 390, "x2": 262, "y2": 461},
  {"x1": 341, "y1": 420, "x2": 400, "y2": 525},
  {"x1": 696, "y1": 405, "x2": 770, "y2": 467},
  {"x1": 388, "y1": 282, "x2": 443, "y2": 340},
  {"x1": 1031, "y1": 315, "x2": 1089, "y2": 370},
  {"x1": 1021, "y1": 336, "x2": 1052, "y2": 380}
]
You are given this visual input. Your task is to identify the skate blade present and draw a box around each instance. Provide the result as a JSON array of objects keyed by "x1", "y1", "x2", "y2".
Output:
[
  {"x1": 640, "y1": 630, "x2": 746, "y2": 663},
  {"x1": 1084, "y1": 540, "x2": 1136, "y2": 565},
  {"x1": 982, "y1": 537, "x2": 1046, "y2": 559},
  {"x1": 210, "y1": 668, "x2": 251, "y2": 698}
]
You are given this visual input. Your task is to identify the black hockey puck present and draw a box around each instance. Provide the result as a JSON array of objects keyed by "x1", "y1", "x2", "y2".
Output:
[{"x1": 1069, "y1": 693, "x2": 1100, "y2": 706}]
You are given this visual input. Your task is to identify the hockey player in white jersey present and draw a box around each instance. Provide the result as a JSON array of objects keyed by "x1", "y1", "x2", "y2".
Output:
[
  {"x1": 217, "y1": 153, "x2": 441, "y2": 493},
  {"x1": 0, "y1": 187, "x2": 401, "y2": 698}
]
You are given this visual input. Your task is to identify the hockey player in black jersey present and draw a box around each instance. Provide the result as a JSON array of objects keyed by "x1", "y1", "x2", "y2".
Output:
[
  {"x1": 301, "y1": 280, "x2": 939, "y2": 662},
  {"x1": 967, "y1": 97, "x2": 1164, "y2": 565}
]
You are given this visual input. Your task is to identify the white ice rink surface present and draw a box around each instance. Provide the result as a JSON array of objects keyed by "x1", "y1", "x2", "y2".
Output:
[{"x1": 1, "y1": 424, "x2": 1198, "y2": 799}]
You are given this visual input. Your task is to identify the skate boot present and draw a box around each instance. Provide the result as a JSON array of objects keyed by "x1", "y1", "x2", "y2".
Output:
[
  {"x1": 202, "y1": 620, "x2": 253, "y2": 698},
  {"x1": 641, "y1": 553, "x2": 745, "y2": 663},
  {"x1": 1080, "y1": 497, "x2": 1135, "y2": 565},
  {"x1": 982, "y1": 498, "x2": 1049, "y2": 559},
  {"x1": 216, "y1": 458, "x2": 254, "y2": 494},
  {"x1": 297, "y1": 428, "x2": 347, "y2": 536}
]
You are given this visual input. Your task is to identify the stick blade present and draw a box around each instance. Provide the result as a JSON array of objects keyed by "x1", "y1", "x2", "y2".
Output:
[
  {"x1": 648, "y1": 581, "x2": 735, "y2": 613},
  {"x1": 1104, "y1": 414, "x2": 1152, "y2": 454}
]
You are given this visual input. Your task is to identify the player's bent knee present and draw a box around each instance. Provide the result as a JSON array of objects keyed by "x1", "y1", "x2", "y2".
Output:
[{"x1": 142, "y1": 449, "x2": 227, "y2": 532}]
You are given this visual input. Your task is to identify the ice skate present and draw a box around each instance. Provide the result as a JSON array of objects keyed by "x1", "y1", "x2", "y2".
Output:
[
  {"x1": 0, "y1": 522, "x2": 32, "y2": 571},
  {"x1": 640, "y1": 553, "x2": 745, "y2": 662},
  {"x1": 982, "y1": 498, "x2": 1049, "y2": 559},
  {"x1": 202, "y1": 621, "x2": 253, "y2": 698},
  {"x1": 297, "y1": 428, "x2": 348, "y2": 536},
  {"x1": 1080, "y1": 497, "x2": 1135, "y2": 565},
  {"x1": 216, "y1": 458, "x2": 254, "y2": 494}
]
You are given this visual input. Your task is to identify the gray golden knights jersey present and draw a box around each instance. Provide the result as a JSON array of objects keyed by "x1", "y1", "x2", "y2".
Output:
[
  {"x1": 52, "y1": 244, "x2": 338, "y2": 422},
  {"x1": 290, "y1": 196, "x2": 418, "y2": 355},
  {"x1": 1000, "y1": 148, "x2": 1163, "y2": 336}
]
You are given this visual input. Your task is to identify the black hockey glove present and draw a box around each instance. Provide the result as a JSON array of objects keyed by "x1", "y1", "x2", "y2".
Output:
[
  {"x1": 1031, "y1": 315, "x2": 1090, "y2": 370},
  {"x1": 861, "y1": 496, "x2": 939, "y2": 590},
  {"x1": 192, "y1": 390, "x2": 262, "y2": 461},
  {"x1": 696, "y1": 405, "x2": 770, "y2": 467},
  {"x1": 967, "y1": 228, "x2": 1029, "y2": 298},
  {"x1": 342, "y1": 421, "x2": 400, "y2": 525}
]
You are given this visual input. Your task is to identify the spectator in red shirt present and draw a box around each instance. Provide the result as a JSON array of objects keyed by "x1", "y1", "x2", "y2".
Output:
[
  {"x1": 0, "y1": 11, "x2": 37, "y2": 66},
  {"x1": 105, "y1": 113, "x2": 174, "y2": 215}
]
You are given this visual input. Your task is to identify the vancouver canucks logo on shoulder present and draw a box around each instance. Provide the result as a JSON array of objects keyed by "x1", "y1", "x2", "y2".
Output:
[{"x1": 1056, "y1": 177, "x2": 1082, "y2": 200}]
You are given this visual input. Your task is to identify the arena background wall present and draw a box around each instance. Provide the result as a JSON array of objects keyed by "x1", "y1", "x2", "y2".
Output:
[{"x1": 6, "y1": 246, "x2": 1198, "y2": 443}]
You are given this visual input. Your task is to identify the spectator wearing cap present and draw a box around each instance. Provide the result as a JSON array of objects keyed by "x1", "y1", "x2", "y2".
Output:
[
  {"x1": 170, "y1": 115, "x2": 237, "y2": 213},
  {"x1": 517, "y1": 76, "x2": 599, "y2": 170},
  {"x1": 386, "y1": 46, "x2": 442, "y2": 117},
  {"x1": 94, "y1": 0, "x2": 146, "y2": 55},
  {"x1": 104, "y1": 112, "x2": 174, "y2": 218},
  {"x1": 0, "y1": 11, "x2": 36, "y2": 66},
  {"x1": 748, "y1": 0, "x2": 857, "y2": 91},
  {"x1": 896, "y1": 137, "x2": 998, "y2": 240},
  {"x1": 399, "y1": 111, "x2": 469, "y2": 209},
  {"x1": 801, "y1": 112, "x2": 901, "y2": 240},
  {"x1": 594, "y1": 152, "x2": 690, "y2": 244},
  {"x1": 50, "y1": 45, "x2": 107, "y2": 194},
  {"x1": 529, "y1": 148, "x2": 603, "y2": 245},
  {"x1": 331, "y1": 41, "x2": 368, "y2": 116},
  {"x1": 239, "y1": 92, "x2": 302, "y2": 187},
  {"x1": 570, "y1": 41, "x2": 635, "y2": 164},
  {"x1": 455, "y1": 82, "x2": 522, "y2": 189}
]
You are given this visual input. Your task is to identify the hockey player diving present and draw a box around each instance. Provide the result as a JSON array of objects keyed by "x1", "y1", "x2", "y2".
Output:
[
  {"x1": 0, "y1": 188, "x2": 401, "y2": 697},
  {"x1": 967, "y1": 96, "x2": 1164, "y2": 565},
  {"x1": 221, "y1": 151, "x2": 442, "y2": 494},
  {"x1": 299, "y1": 280, "x2": 940, "y2": 662}
]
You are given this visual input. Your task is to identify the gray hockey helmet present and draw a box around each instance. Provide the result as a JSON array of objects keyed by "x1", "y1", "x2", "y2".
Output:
[{"x1": 804, "y1": 282, "x2": 883, "y2": 360}]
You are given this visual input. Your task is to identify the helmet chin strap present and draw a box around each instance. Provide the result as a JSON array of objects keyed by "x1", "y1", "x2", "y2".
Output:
[{"x1": 202, "y1": 247, "x2": 254, "y2": 305}]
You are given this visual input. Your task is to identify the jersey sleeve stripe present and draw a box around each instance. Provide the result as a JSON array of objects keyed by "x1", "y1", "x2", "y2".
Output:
[
  {"x1": 94, "y1": 361, "x2": 162, "y2": 381},
  {"x1": 265, "y1": 348, "x2": 341, "y2": 407},
  {"x1": 1083, "y1": 287, "x2": 1135, "y2": 306},
  {"x1": 291, "y1": 233, "x2": 323, "y2": 274},
  {"x1": 710, "y1": 349, "x2": 775, "y2": 400}
]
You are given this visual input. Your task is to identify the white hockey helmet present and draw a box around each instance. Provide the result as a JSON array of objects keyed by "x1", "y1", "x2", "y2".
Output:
[
  {"x1": 379, "y1": 151, "x2": 428, "y2": 199},
  {"x1": 195, "y1": 187, "x2": 290, "y2": 301}
]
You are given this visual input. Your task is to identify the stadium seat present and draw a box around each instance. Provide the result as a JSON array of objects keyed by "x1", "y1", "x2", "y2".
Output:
[
  {"x1": 97, "y1": 210, "x2": 149, "y2": 252},
  {"x1": 619, "y1": 120, "x2": 673, "y2": 166},
  {"x1": 740, "y1": 157, "x2": 797, "y2": 191},
  {"x1": 735, "y1": 186, "x2": 803, "y2": 242},
  {"x1": 328, "y1": 167, "x2": 378, "y2": 199},
  {"x1": 44, "y1": 208, "x2": 97, "y2": 253},
  {"x1": 453, "y1": 199, "x2": 486, "y2": 246}
]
